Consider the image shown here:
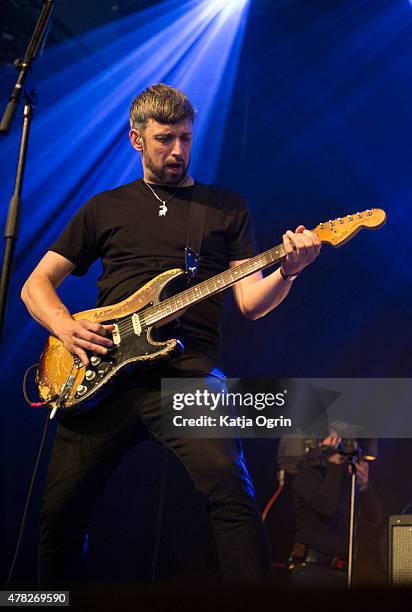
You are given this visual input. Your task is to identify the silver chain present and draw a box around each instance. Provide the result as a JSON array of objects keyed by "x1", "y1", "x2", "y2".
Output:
[{"x1": 143, "y1": 181, "x2": 180, "y2": 216}]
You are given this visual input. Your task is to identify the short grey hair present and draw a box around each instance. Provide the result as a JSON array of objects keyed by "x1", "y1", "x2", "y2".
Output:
[{"x1": 129, "y1": 83, "x2": 196, "y2": 131}]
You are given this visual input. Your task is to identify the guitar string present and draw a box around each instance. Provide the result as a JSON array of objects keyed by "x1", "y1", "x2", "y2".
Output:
[
  {"x1": 111, "y1": 245, "x2": 288, "y2": 338},
  {"x1": 97, "y1": 217, "x2": 379, "y2": 346},
  {"x1": 111, "y1": 220, "x2": 373, "y2": 340},
  {"x1": 142, "y1": 246, "x2": 287, "y2": 326},
  {"x1": 113, "y1": 217, "x2": 383, "y2": 337},
  {"x1": 111, "y1": 252, "x2": 286, "y2": 339},
  {"x1": 115, "y1": 257, "x2": 273, "y2": 334}
]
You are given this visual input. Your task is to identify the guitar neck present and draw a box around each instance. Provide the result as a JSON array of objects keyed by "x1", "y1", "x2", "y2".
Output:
[
  {"x1": 140, "y1": 206, "x2": 388, "y2": 327},
  {"x1": 143, "y1": 242, "x2": 286, "y2": 326}
]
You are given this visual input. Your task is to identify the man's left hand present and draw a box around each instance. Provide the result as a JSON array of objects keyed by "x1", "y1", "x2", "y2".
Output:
[
  {"x1": 355, "y1": 458, "x2": 369, "y2": 491},
  {"x1": 281, "y1": 225, "x2": 321, "y2": 277}
]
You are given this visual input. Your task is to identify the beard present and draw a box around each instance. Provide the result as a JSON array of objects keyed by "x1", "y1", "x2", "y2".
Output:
[{"x1": 143, "y1": 149, "x2": 189, "y2": 185}]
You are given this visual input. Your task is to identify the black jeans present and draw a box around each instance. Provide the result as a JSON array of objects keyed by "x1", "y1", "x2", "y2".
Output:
[{"x1": 38, "y1": 367, "x2": 272, "y2": 588}]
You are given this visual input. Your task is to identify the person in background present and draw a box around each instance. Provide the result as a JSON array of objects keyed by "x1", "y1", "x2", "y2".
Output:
[{"x1": 289, "y1": 431, "x2": 382, "y2": 589}]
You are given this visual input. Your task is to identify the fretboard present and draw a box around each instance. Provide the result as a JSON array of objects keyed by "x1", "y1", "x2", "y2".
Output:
[{"x1": 143, "y1": 242, "x2": 287, "y2": 326}]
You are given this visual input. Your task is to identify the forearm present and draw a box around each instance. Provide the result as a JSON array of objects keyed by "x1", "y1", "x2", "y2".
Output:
[
  {"x1": 21, "y1": 275, "x2": 72, "y2": 337},
  {"x1": 241, "y1": 268, "x2": 295, "y2": 320}
]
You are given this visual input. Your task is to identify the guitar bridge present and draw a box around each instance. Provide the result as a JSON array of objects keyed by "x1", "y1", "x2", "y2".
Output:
[{"x1": 56, "y1": 356, "x2": 84, "y2": 409}]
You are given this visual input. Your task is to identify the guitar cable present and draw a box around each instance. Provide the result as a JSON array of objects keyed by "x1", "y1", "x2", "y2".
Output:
[
  {"x1": 5, "y1": 365, "x2": 58, "y2": 588},
  {"x1": 22, "y1": 364, "x2": 50, "y2": 407},
  {"x1": 261, "y1": 469, "x2": 285, "y2": 523},
  {"x1": 5, "y1": 411, "x2": 50, "y2": 589}
]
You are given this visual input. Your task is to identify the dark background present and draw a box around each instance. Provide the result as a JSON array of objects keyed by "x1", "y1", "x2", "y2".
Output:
[{"x1": 0, "y1": 0, "x2": 411, "y2": 589}]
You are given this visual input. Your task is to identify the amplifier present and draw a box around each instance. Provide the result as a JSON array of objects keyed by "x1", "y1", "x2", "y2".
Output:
[{"x1": 389, "y1": 515, "x2": 412, "y2": 585}]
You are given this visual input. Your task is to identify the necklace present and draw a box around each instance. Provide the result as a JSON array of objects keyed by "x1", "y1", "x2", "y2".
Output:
[{"x1": 144, "y1": 180, "x2": 181, "y2": 216}]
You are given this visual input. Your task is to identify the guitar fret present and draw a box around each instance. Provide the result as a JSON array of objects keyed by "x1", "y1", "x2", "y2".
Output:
[{"x1": 144, "y1": 243, "x2": 286, "y2": 326}]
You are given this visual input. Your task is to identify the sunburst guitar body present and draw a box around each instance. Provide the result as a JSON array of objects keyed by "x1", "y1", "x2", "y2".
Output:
[{"x1": 36, "y1": 269, "x2": 186, "y2": 411}]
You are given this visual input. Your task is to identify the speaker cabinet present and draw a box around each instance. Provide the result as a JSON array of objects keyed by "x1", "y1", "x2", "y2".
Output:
[{"x1": 389, "y1": 515, "x2": 412, "y2": 585}]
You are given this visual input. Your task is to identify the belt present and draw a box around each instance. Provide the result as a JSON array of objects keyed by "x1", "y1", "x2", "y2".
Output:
[{"x1": 289, "y1": 543, "x2": 347, "y2": 572}]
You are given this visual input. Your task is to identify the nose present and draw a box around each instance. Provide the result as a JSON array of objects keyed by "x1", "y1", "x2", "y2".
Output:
[{"x1": 171, "y1": 138, "x2": 184, "y2": 158}]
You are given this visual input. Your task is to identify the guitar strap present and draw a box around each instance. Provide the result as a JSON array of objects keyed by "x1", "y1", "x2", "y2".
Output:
[{"x1": 185, "y1": 182, "x2": 210, "y2": 281}]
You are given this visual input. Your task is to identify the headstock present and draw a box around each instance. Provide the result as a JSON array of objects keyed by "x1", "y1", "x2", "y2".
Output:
[{"x1": 313, "y1": 209, "x2": 387, "y2": 247}]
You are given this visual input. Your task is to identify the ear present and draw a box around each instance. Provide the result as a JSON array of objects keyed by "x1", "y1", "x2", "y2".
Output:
[{"x1": 129, "y1": 129, "x2": 143, "y2": 152}]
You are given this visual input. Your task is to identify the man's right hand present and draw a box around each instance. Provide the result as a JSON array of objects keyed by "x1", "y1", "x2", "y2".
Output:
[
  {"x1": 56, "y1": 318, "x2": 115, "y2": 366},
  {"x1": 20, "y1": 252, "x2": 115, "y2": 367},
  {"x1": 321, "y1": 433, "x2": 346, "y2": 465}
]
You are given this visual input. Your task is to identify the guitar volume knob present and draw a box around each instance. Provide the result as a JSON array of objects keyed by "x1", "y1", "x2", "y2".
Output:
[
  {"x1": 90, "y1": 356, "x2": 101, "y2": 366},
  {"x1": 76, "y1": 385, "x2": 87, "y2": 396},
  {"x1": 85, "y1": 370, "x2": 96, "y2": 381}
]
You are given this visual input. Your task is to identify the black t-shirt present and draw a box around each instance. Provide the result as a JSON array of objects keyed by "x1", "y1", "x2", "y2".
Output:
[{"x1": 49, "y1": 179, "x2": 257, "y2": 371}]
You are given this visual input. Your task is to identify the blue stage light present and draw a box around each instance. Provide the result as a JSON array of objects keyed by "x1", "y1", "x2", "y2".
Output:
[
  {"x1": 0, "y1": 0, "x2": 251, "y2": 362},
  {"x1": 210, "y1": 0, "x2": 249, "y2": 9}
]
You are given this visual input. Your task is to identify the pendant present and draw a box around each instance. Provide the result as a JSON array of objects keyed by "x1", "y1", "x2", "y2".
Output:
[{"x1": 158, "y1": 202, "x2": 168, "y2": 216}]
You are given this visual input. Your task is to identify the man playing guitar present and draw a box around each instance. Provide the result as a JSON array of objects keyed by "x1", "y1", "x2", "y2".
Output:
[{"x1": 21, "y1": 83, "x2": 320, "y2": 587}]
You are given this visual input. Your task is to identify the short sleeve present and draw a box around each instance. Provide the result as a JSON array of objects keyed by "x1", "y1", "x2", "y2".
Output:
[
  {"x1": 48, "y1": 197, "x2": 99, "y2": 276},
  {"x1": 227, "y1": 197, "x2": 258, "y2": 261}
]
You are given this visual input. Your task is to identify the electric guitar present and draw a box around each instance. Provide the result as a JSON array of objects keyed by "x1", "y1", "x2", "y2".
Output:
[{"x1": 35, "y1": 209, "x2": 386, "y2": 412}]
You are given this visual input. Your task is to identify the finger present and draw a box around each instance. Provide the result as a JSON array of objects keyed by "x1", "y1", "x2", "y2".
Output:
[
  {"x1": 78, "y1": 320, "x2": 114, "y2": 337},
  {"x1": 74, "y1": 347, "x2": 89, "y2": 367},
  {"x1": 298, "y1": 237, "x2": 321, "y2": 262},
  {"x1": 88, "y1": 331, "x2": 113, "y2": 347},
  {"x1": 90, "y1": 322, "x2": 116, "y2": 335},
  {"x1": 73, "y1": 329, "x2": 113, "y2": 347},
  {"x1": 287, "y1": 231, "x2": 311, "y2": 256},
  {"x1": 298, "y1": 232, "x2": 316, "y2": 249},
  {"x1": 302, "y1": 231, "x2": 322, "y2": 256},
  {"x1": 295, "y1": 225, "x2": 306, "y2": 233},
  {"x1": 286, "y1": 231, "x2": 299, "y2": 251},
  {"x1": 283, "y1": 233, "x2": 295, "y2": 255},
  {"x1": 295, "y1": 234, "x2": 313, "y2": 254},
  {"x1": 303, "y1": 229, "x2": 321, "y2": 247},
  {"x1": 75, "y1": 338, "x2": 110, "y2": 355},
  {"x1": 102, "y1": 324, "x2": 116, "y2": 332}
]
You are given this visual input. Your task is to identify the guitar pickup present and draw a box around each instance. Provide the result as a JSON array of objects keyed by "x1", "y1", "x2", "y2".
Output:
[
  {"x1": 112, "y1": 323, "x2": 121, "y2": 345},
  {"x1": 132, "y1": 313, "x2": 142, "y2": 336}
]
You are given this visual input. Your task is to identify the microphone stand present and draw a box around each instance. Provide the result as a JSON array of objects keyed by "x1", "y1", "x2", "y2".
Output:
[
  {"x1": 347, "y1": 457, "x2": 357, "y2": 589},
  {"x1": 299, "y1": 444, "x2": 360, "y2": 588},
  {"x1": 0, "y1": 0, "x2": 57, "y2": 344}
]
